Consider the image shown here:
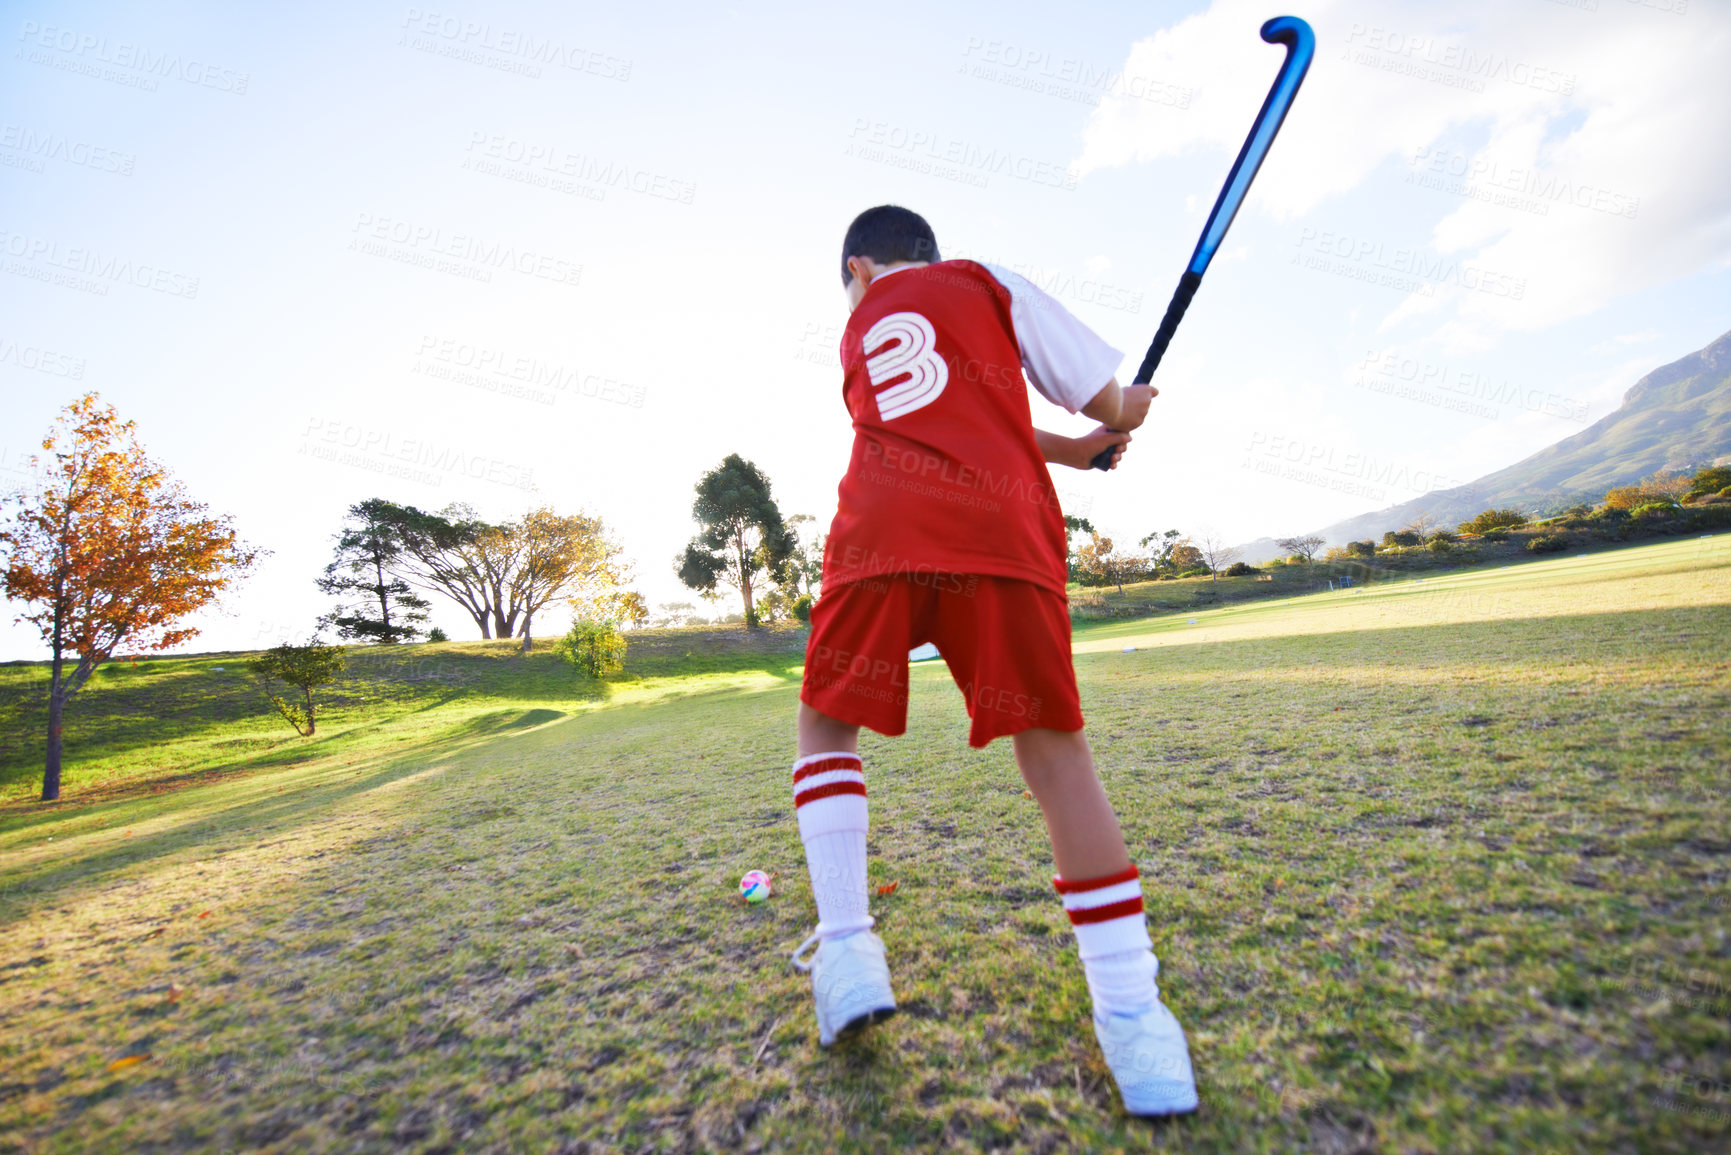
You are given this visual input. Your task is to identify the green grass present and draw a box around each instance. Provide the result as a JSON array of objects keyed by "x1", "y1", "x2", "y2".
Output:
[{"x1": 1, "y1": 538, "x2": 1729, "y2": 1151}]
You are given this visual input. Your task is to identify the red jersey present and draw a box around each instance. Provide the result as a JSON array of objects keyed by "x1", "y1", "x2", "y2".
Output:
[{"x1": 822, "y1": 260, "x2": 1068, "y2": 596}]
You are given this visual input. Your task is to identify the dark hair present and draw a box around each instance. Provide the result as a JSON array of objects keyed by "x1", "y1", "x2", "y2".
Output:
[{"x1": 840, "y1": 205, "x2": 940, "y2": 286}]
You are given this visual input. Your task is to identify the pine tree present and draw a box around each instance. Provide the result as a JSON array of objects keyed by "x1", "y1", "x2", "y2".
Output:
[{"x1": 316, "y1": 499, "x2": 431, "y2": 644}]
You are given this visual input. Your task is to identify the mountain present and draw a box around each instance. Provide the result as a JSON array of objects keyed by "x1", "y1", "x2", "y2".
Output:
[{"x1": 1242, "y1": 328, "x2": 1731, "y2": 558}]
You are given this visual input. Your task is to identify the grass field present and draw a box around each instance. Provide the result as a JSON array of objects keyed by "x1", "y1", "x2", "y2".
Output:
[{"x1": 2, "y1": 537, "x2": 1729, "y2": 1152}]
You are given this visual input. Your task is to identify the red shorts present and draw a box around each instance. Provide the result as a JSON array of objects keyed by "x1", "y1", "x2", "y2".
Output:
[{"x1": 800, "y1": 572, "x2": 1084, "y2": 748}]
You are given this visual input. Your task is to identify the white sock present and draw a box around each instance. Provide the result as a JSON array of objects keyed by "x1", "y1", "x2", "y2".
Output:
[
  {"x1": 793, "y1": 751, "x2": 873, "y2": 940},
  {"x1": 1054, "y1": 864, "x2": 1160, "y2": 1017}
]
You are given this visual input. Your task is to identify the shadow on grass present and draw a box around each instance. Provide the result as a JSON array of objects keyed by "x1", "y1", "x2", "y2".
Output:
[{"x1": 0, "y1": 711, "x2": 574, "y2": 931}]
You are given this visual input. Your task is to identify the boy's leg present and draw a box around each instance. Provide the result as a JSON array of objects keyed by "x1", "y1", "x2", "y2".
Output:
[
  {"x1": 1011, "y1": 726, "x2": 1130, "y2": 881},
  {"x1": 793, "y1": 704, "x2": 871, "y2": 942},
  {"x1": 1013, "y1": 726, "x2": 1158, "y2": 1016}
]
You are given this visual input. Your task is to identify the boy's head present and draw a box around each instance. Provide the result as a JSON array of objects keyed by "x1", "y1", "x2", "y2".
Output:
[{"x1": 841, "y1": 205, "x2": 939, "y2": 309}]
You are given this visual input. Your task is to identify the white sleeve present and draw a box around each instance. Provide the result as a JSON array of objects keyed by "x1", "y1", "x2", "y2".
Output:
[{"x1": 980, "y1": 262, "x2": 1124, "y2": 414}]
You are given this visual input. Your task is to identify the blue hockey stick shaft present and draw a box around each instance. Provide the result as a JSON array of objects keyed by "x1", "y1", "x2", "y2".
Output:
[{"x1": 1090, "y1": 16, "x2": 1315, "y2": 470}]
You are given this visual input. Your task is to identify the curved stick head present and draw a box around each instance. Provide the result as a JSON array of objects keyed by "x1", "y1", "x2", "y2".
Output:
[{"x1": 1260, "y1": 15, "x2": 1316, "y2": 59}]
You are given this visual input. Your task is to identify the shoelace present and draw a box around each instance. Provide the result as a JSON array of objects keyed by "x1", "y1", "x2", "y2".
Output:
[{"x1": 790, "y1": 931, "x2": 822, "y2": 972}]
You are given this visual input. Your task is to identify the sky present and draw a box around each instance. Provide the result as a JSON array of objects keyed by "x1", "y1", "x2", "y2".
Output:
[{"x1": 2, "y1": 0, "x2": 1728, "y2": 659}]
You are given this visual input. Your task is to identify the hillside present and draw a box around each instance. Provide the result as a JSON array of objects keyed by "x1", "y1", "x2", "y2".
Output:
[{"x1": 1243, "y1": 327, "x2": 1731, "y2": 557}]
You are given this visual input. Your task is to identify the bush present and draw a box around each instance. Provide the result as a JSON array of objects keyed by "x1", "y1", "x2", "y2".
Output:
[
  {"x1": 1265, "y1": 557, "x2": 1287, "y2": 568},
  {"x1": 1685, "y1": 466, "x2": 1731, "y2": 498},
  {"x1": 557, "y1": 619, "x2": 626, "y2": 678},
  {"x1": 1527, "y1": 534, "x2": 1568, "y2": 554},
  {"x1": 1481, "y1": 527, "x2": 1510, "y2": 542},
  {"x1": 1286, "y1": 554, "x2": 1307, "y2": 566},
  {"x1": 1632, "y1": 501, "x2": 1677, "y2": 520},
  {"x1": 426, "y1": 626, "x2": 448, "y2": 643},
  {"x1": 1382, "y1": 530, "x2": 1422, "y2": 547},
  {"x1": 1428, "y1": 538, "x2": 1452, "y2": 553},
  {"x1": 793, "y1": 594, "x2": 813, "y2": 622},
  {"x1": 1459, "y1": 508, "x2": 1528, "y2": 534},
  {"x1": 1224, "y1": 561, "x2": 1258, "y2": 577},
  {"x1": 1345, "y1": 541, "x2": 1376, "y2": 558},
  {"x1": 1177, "y1": 568, "x2": 1211, "y2": 579}
]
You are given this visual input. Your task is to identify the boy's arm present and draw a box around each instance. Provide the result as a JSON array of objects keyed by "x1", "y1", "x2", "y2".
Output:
[
  {"x1": 1036, "y1": 425, "x2": 1130, "y2": 471},
  {"x1": 1079, "y1": 377, "x2": 1158, "y2": 433}
]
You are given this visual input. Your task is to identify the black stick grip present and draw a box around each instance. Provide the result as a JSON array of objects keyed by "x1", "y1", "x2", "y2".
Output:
[{"x1": 1089, "y1": 269, "x2": 1204, "y2": 470}]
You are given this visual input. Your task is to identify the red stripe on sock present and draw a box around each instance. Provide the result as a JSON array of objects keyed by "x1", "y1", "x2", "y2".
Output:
[
  {"x1": 1065, "y1": 896, "x2": 1145, "y2": 925},
  {"x1": 1052, "y1": 864, "x2": 1140, "y2": 895},
  {"x1": 792, "y1": 756, "x2": 863, "y2": 785},
  {"x1": 794, "y1": 780, "x2": 867, "y2": 808}
]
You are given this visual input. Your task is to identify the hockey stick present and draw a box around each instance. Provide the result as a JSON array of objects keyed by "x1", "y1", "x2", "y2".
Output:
[{"x1": 1089, "y1": 15, "x2": 1315, "y2": 470}]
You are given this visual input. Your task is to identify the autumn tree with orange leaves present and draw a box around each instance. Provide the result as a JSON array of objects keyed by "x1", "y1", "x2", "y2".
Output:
[{"x1": 0, "y1": 394, "x2": 260, "y2": 801}]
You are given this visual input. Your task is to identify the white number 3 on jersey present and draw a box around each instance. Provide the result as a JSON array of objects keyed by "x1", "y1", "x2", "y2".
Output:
[{"x1": 862, "y1": 311, "x2": 948, "y2": 420}]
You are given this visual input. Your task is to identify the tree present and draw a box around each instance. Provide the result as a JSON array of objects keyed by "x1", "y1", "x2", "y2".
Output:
[
  {"x1": 676, "y1": 455, "x2": 795, "y2": 629},
  {"x1": 367, "y1": 501, "x2": 501, "y2": 636},
  {"x1": 362, "y1": 501, "x2": 625, "y2": 646},
  {"x1": 1138, "y1": 528, "x2": 1183, "y2": 576},
  {"x1": 1275, "y1": 535, "x2": 1325, "y2": 564},
  {"x1": 779, "y1": 514, "x2": 825, "y2": 600},
  {"x1": 252, "y1": 640, "x2": 346, "y2": 737},
  {"x1": 574, "y1": 588, "x2": 650, "y2": 629},
  {"x1": 511, "y1": 508, "x2": 625, "y2": 654},
  {"x1": 1064, "y1": 515, "x2": 1097, "y2": 579},
  {"x1": 1076, "y1": 532, "x2": 1135, "y2": 593},
  {"x1": 1193, "y1": 531, "x2": 1241, "y2": 582},
  {"x1": 316, "y1": 498, "x2": 430, "y2": 644},
  {"x1": 1459, "y1": 508, "x2": 1528, "y2": 534},
  {"x1": 1404, "y1": 511, "x2": 1441, "y2": 541},
  {"x1": 1168, "y1": 542, "x2": 1204, "y2": 573},
  {"x1": 557, "y1": 619, "x2": 626, "y2": 679},
  {"x1": 1, "y1": 394, "x2": 259, "y2": 800},
  {"x1": 1686, "y1": 465, "x2": 1731, "y2": 498}
]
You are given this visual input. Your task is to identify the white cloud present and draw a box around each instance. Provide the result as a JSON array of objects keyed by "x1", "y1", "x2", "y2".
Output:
[{"x1": 1076, "y1": 0, "x2": 1731, "y2": 336}]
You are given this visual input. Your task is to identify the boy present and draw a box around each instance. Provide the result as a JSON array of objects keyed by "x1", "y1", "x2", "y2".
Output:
[{"x1": 787, "y1": 205, "x2": 1198, "y2": 1116}]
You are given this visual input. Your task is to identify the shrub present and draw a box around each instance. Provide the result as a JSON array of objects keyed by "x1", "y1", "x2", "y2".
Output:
[
  {"x1": 1225, "y1": 561, "x2": 1258, "y2": 577},
  {"x1": 1428, "y1": 538, "x2": 1452, "y2": 553},
  {"x1": 426, "y1": 626, "x2": 449, "y2": 643},
  {"x1": 1345, "y1": 541, "x2": 1376, "y2": 558},
  {"x1": 1286, "y1": 554, "x2": 1307, "y2": 565},
  {"x1": 1459, "y1": 508, "x2": 1528, "y2": 534},
  {"x1": 1426, "y1": 530, "x2": 1454, "y2": 544},
  {"x1": 1685, "y1": 466, "x2": 1731, "y2": 498},
  {"x1": 1382, "y1": 530, "x2": 1422, "y2": 547},
  {"x1": 251, "y1": 640, "x2": 347, "y2": 737},
  {"x1": 1177, "y1": 568, "x2": 1211, "y2": 579},
  {"x1": 793, "y1": 594, "x2": 814, "y2": 622},
  {"x1": 1481, "y1": 527, "x2": 1510, "y2": 543},
  {"x1": 1265, "y1": 557, "x2": 1287, "y2": 568},
  {"x1": 1527, "y1": 534, "x2": 1568, "y2": 554},
  {"x1": 1631, "y1": 501, "x2": 1676, "y2": 520},
  {"x1": 557, "y1": 619, "x2": 627, "y2": 678}
]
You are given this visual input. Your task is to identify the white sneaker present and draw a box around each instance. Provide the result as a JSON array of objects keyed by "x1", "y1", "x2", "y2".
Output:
[
  {"x1": 790, "y1": 928, "x2": 897, "y2": 1047},
  {"x1": 1093, "y1": 999, "x2": 1200, "y2": 1116}
]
